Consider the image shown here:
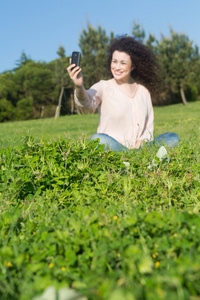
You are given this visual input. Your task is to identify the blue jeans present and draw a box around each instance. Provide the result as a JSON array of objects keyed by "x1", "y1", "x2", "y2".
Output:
[{"x1": 89, "y1": 132, "x2": 180, "y2": 152}]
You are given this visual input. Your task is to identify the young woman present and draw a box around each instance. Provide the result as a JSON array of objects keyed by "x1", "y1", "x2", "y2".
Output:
[{"x1": 67, "y1": 36, "x2": 179, "y2": 151}]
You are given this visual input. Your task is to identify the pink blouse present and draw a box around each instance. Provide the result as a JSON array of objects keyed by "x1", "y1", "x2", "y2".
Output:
[{"x1": 74, "y1": 79, "x2": 154, "y2": 149}]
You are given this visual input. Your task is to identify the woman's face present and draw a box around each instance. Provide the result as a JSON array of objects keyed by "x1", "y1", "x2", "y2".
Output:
[{"x1": 111, "y1": 51, "x2": 134, "y2": 83}]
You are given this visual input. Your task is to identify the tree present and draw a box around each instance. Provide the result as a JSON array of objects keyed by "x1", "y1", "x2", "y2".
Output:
[
  {"x1": 52, "y1": 46, "x2": 72, "y2": 104},
  {"x1": 0, "y1": 72, "x2": 19, "y2": 106},
  {"x1": 0, "y1": 53, "x2": 63, "y2": 121},
  {"x1": 15, "y1": 52, "x2": 32, "y2": 69},
  {"x1": 0, "y1": 98, "x2": 15, "y2": 122},
  {"x1": 16, "y1": 98, "x2": 33, "y2": 120},
  {"x1": 131, "y1": 20, "x2": 200, "y2": 105},
  {"x1": 54, "y1": 46, "x2": 70, "y2": 88},
  {"x1": 15, "y1": 61, "x2": 55, "y2": 118},
  {"x1": 146, "y1": 33, "x2": 158, "y2": 50},
  {"x1": 131, "y1": 21, "x2": 145, "y2": 42},
  {"x1": 156, "y1": 29, "x2": 200, "y2": 104},
  {"x1": 79, "y1": 21, "x2": 114, "y2": 89}
]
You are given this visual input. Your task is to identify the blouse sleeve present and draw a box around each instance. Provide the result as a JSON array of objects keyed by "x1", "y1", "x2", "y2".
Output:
[
  {"x1": 74, "y1": 80, "x2": 103, "y2": 109},
  {"x1": 138, "y1": 89, "x2": 154, "y2": 145},
  {"x1": 142, "y1": 99, "x2": 154, "y2": 141}
]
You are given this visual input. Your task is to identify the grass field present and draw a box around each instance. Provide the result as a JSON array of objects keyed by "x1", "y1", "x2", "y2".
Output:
[
  {"x1": 0, "y1": 101, "x2": 200, "y2": 149},
  {"x1": 0, "y1": 101, "x2": 200, "y2": 300}
]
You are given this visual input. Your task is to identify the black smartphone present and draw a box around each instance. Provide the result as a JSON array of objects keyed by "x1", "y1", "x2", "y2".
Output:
[{"x1": 71, "y1": 51, "x2": 81, "y2": 70}]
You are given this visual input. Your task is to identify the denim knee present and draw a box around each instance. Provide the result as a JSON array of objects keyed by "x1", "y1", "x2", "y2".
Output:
[
  {"x1": 89, "y1": 133, "x2": 110, "y2": 144},
  {"x1": 154, "y1": 132, "x2": 180, "y2": 148},
  {"x1": 89, "y1": 133, "x2": 128, "y2": 152}
]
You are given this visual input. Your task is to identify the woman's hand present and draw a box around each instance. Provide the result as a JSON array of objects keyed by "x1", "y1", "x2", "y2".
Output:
[
  {"x1": 67, "y1": 58, "x2": 83, "y2": 87},
  {"x1": 67, "y1": 58, "x2": 87, "y2": 101}
]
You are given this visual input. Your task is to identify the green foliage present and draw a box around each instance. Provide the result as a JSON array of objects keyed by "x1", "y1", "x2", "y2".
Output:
[
  {"x1": 15, "y1": 52, "x2": 33, "y2": 69},
  {"x1": 79, "y1": 21, "x2": 113, "y2": 88},
  {"x1": 0, "y1": 131, "x2": 200, "y2": 299},
  {"x1": 0, "y1": 98, "x2": 15, "y2": 122},
  {"x1": 0, "y1": 60, "x2": 57, "y2": 121},
  {"x1": 0, "y1": 48, "x2": 72, "y2": 122},
  {"x1": 16, "y1": 61, "x2": 54, "y2": 108},
  {"x1": 54, "y1": 46, "x2": 71, "y2": 88},
  {"x1": 131, "y1": 21, "x2": 146, "y2": 42},
  {"x1": 151, "y1": 29, "x2": 200, "y2": 104},
  {"x1": 158, "y1": 30, "x2": 195, "y2": 79},
  {"x1": 185, "y1": 84, "x2": 198, "y2": 102},
  {"x1": 0, "y1": 72, "x2": 19, "y2": 106},
  {"x1": 131, "y1": 22, "x2": 200, "y2": 105},
  {"x1": 16, "y1": 98, "x2": 33, "y2": 120}
]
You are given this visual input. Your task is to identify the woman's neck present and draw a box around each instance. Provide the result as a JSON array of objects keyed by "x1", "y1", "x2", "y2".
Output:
[
  {"x1": 113, "y1": 77, "x2": 133, "y2": 85},
  {"x1": 111, "y1": 78, "x2": 137, "y2": 98}
]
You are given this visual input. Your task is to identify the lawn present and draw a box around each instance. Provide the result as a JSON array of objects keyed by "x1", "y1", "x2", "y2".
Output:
[
  {"x1": 0, "y1": 101, "x2": 200, "y2": 300},
  {"x1": 0, "y1": 101, "x2": 200, "y2": 149}
]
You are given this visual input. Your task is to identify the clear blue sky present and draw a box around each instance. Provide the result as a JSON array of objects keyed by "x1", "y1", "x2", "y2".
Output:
[{"x1": 0, "y1": 0, "x2": 200, "y2": 73}]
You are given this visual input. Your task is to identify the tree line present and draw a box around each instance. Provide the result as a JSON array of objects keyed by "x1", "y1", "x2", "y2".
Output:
[{"x1": 0, "y1": 20, "x2": 200, "y2": 122}]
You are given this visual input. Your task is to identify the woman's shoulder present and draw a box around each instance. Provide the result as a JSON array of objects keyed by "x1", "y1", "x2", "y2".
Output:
[
  {"x1": 90, "y1": 79, "x2": 110, "y2": 90},
  {"x1": 98, "y1": 79, "x2": 111, "y2": 87},
  {"x1": 137, "y1": 83, "x2": 150, "y2": 95}
]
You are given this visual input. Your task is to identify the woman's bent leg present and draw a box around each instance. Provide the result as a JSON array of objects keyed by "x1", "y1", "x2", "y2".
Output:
[
  {"x1": 153, "y1": 132, "x2": 180, "y2": 148},
  {"x1": 90, "y1": 133, "x2": 128, "y2": 152}
]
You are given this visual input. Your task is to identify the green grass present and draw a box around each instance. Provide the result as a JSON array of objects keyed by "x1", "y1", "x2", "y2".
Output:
[
  {"x1": 0, "y1": 114, "x2": 98, "y2": 149},
  {"x1": 153, "y1": 101, "x2": 200, "y2": 139},
  {"x1": 0, "y1": 101, "x2": 200, "y2": 149},
  {"x1": 1, "y1": 101, "x2": 200, "y2": 300}
]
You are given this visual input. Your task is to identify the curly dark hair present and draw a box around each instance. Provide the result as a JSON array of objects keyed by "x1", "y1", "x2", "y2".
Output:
[{"x1": 107, "y1": 36, "x2": 160, "y2": 95}]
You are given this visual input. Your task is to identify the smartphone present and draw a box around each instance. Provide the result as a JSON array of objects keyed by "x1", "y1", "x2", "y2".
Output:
[{"x1": 71, "y1": 51, "x2": 81, "y2": 70}]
